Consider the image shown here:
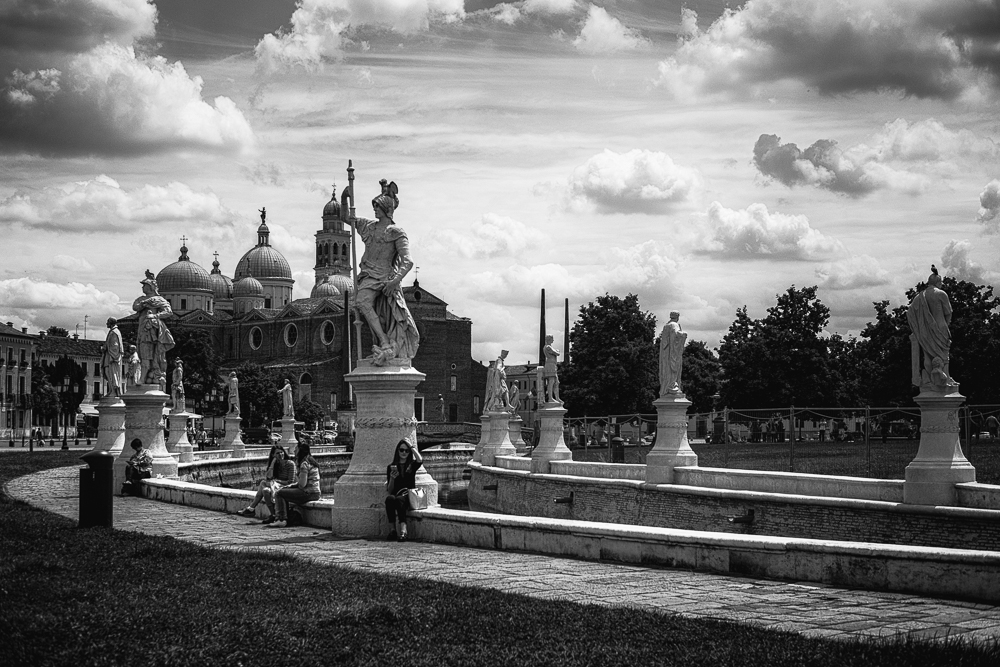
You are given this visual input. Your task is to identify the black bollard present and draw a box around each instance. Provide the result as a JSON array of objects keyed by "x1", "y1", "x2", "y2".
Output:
[
  {"x1": 61, "y1": 432, "x2": 68, "y2": 451},
  {"x1": 79, "y1": 450, "x2": 115, "y2": 528}
]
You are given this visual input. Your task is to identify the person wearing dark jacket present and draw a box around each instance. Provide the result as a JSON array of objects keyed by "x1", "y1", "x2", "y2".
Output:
[{"x1": 384, "y1": 439, "x2": 422, "y2": 541}]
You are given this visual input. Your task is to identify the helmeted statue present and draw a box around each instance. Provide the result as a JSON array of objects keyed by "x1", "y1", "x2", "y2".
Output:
[
  {"x1": 659, "y1": 311, "x2": 687, "y2": 396},
  {"x1": 132, "y1": 270, "x2": 175, "y2": 389},
  {"x1": 907, "y1": 266, "x2": 958, "y2": 390},
  {"x1": 101, "y1": 317, "x2": 124, "y2": 398},
  {"x1": 347, "y1": 179, "x2": 419, "y2": 366}
]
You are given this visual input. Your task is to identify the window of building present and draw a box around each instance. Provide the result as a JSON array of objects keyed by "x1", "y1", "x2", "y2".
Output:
[
  {"x1": 94, "y1": 381, "x2": 100, "y2": 399},
  {"x1": 249, "y1": 327, "x2": 263, "y2": 350},
  {"x1": 450, "y1": 375, "x2": 457, "y2": 391},
  {"x1": 264, "y1": 297, "x2": 272, "y2": 309},
  {"x1": 18, "y1": 376, "x2": 25, "y2": 395},
  {"x1": 180, "y1": 298, "x2": 187, "y2": 310},
  {"x1": 284, "y1": 323, "x2": 298, "y2": 347},
  {"x1": 449, "y1": 403, "x2": 458, "y2": 422},
  {"x1": 413, "y1": 396, "x2": 424, "y2": 422},
  {"x1": 93, "y1": 363, "x2": 100, "y2": 377},
  {"x1": 321, "y1": 320, "x2": 336, "y2": 346},
  {"x1": 299, "y1": 372, "x2": 312, "y2": 400},
  {"x1": 19, "y1": 349, "x2": 25, "y2": 364}
]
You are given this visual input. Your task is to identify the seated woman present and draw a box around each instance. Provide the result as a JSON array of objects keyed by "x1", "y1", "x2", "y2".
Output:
[
  {"x1": 384, "y1": 439, "x2": 423, "y2": 542},
  {"x1": 269, "y1": 443, "x2": 320, "y2": 528},
  {"x1": 239, "y1": 446, "x2": 293, "y2": 518},
  {"x1": 121, "y1": 438, "x2": 153, "y2": 496}
]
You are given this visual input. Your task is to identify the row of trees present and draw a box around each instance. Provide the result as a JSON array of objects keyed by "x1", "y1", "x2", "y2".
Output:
[{"x1": 561, "y1": 277, "x2": 1000, "y2": 416}]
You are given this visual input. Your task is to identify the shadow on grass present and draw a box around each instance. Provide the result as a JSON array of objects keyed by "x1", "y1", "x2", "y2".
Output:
[{"x1": 1, "y1": 452, "x2": 998, "y2": 666}]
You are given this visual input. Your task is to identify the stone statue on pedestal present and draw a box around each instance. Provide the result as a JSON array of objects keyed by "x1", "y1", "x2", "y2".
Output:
[
  {"x1": 658, "y1": 311, "x2": 687, "y2": 396},
  {"x1": 126, "y1": 345, "x2": 141, "y2": 388},
  {"x1": 279, "y1": 378, "x2": 294, "y2": 418},
  {"x1": 907, "y1": 265, "x2": 958, "y2": 391},
  {"x1": 508, "y1": 384, "x2": 520, "y2": 411},
  {"x1": 484, "y1": 350, "x2": 511, "y2": 412},
  {"x1": 101, "y1": 317, "x2": 124, "y2": 398},
  {"x1": 539, "y1": 334, "x2": 561, "y2": 403},
  {"x1": 171, "y1": 360, "x2": 185, "y2": 412},
  {"x1": 347, "y1": 179, "x2": 420, "y2": 366},
  {"x1": 132, "y1": 270, "x2": 175, "y2": 388},
  {"x1": 227, "y1": 371, "x2": 240, "y2": 416}
]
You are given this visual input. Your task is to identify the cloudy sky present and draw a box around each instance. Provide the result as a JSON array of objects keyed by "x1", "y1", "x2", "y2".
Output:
[{"x1": 1, "y1": 0, "x2": 999, "y2": 364}]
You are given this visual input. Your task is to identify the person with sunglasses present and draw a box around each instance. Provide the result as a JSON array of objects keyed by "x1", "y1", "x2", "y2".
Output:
[{"x1": 384, "y1": 439, "x2": 423, "y2": 541}]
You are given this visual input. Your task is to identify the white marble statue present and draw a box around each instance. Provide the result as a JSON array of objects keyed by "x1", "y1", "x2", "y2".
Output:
[
  {"x1": 133, "y1": 269, "x2": 175, "y2": 388},
  {"x1": 658, "y1": 311, "x2": 687, "y2": 396},
  {"x1": 907, "y1": 265, "x2": 958, "y2": 390},
  {"x1": 126, "y1": 344, "x2": 141, "y2": 388},
  {"x1": 508, "y1": 383, "x2": 520, "y2": 411},
  {"x1": 227, "y1": 371, "x2": 240, "y2": 416},
  {"x1": 171, "y1": 359, "x2": 186, "y2": 412},
  {"x1": 279, "y1": 378, "x2": 294, "y2": 419},
  {"x1": 484, "y1": 350, "x2": 512, "y2": 412},
  {"x1": 101, "y1": 317, "x2": 124, "y2": 398},
  {"x1": 540, "y1": 334, "x2": 561, "y2": 403},
  {"x1": 347, "y1": 179, "x2": 420, "y2": 366}
]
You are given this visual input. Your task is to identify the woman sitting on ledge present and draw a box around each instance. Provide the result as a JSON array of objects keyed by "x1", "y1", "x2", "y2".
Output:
[
  {"x1": 121, "y1": 438, "x2": 152, "y2": 496},
  {"x1": 269, "y1": 443, "x2": 320, "y2": 528},
  {"x1": 240, "y1": 446, "x2": 294, "y2": 519},
  {"x1": 385, "y1": 439, "x2": 423, "y2": 542}
]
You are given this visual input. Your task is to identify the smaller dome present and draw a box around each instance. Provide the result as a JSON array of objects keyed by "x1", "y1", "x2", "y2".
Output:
[
  {"x1": 156, "y1": 244, "x2": 213, "y2": 293},
  {"x1": 311, "y1": 276, "x2": 341, "y2": 298},
  {"x1": 234, "y1": 275, "x2": 263, "y2": 297},
  {"x1": 328, "y1": 274, "x2": 354, "y2": 295},
  {"x1": 323, "y1": 188, "x2": 341, "y2": 217},
  {"x1": 209, "y1": 256, "x2": 233, "y2": 299}
]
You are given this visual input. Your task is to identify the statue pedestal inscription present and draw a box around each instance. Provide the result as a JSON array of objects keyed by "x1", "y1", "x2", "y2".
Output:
[
  {"x1": 480, "y1": 410, "x2": 515, "y2": 466},
  {"x1": 530, "y1": 402, "x2": 572, "y2": 473},
  {"x1": 93, "y1": 396, "x2": 126, "y2": 456},
  {"x1": 332, "y1": 360, "x2": 438, "y2": 537},
  {"x1": 904, "y1": 387, "x2": 976, "y2": 505},
  {"x1": 646, "y1": 394, "x2": 698, "y2": 484},
  {"x1": 223, "y1": 416, "x2": 246, "y2": 458},
  {"x1": 115, "y1": 384, "x2": 176, "y2": 489},
  {"x1": 165, "y1": 411, "x2": 194, "y2": 463}
]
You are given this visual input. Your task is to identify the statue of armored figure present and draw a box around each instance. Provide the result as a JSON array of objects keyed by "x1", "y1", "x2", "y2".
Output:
[
  {"x1": 132, "y1": 269, "x2": 175, "y2": 389},
  {"x1": 907, "y1": 265, "x2": 958, "y2": 391},
  {"x1": 347, "y1": 179, "x2": 420, "y2": 366},
  {"x1": 659, "y1": 311, "x2": 687, "y2": 396}
]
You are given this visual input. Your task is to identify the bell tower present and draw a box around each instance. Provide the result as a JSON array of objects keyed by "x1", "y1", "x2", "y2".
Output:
[{"x1": 314, "y1": 185, "x2": 352, "y2": 285}]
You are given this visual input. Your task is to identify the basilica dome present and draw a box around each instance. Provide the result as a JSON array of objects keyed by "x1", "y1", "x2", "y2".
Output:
[
  {"x1": 311, "y1": 276, "x2": 341, "y2": 298},
  {"x1": 209, "y1": 257, "x2": 233, "y2": 299},
  {"x1": 235, "y1": 218, "x2": 293, "y2": 281},
  {"x1": 328, "y1": 274, "x2": 354, "y2": 295},
  {"x1": 323, "y1": 190, "x2": 341, "y2": 218},
  {"x1": 233, "y1": 274, "x2": 264, "y2": 297},
  {"x1": 157, "y1": 245, "x2": 213, "y2": 293}
]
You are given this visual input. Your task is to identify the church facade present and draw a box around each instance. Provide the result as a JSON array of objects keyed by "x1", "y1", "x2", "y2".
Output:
[{"x1": 124, "y1": 190, "x2": 487, "y2": 425}]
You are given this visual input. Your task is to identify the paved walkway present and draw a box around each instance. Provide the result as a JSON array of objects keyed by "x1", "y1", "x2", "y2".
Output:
[{"x1": 8, "y1": 466, "x2": 1000, "y2": 645}]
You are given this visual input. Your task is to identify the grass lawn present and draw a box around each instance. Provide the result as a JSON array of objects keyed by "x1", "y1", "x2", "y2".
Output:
[{"x1": 2, "y1": 453, "x2": 999, "y2": 666}]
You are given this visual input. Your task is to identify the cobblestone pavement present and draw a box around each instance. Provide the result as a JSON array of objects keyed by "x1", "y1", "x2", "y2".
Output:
[{"x1": 8, "y1": 466, "x2": 1000, "y2": 645}]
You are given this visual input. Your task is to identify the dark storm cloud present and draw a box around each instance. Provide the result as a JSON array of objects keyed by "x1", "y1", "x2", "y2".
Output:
[{"x1": 753, "y1": 134, "x2": 877, "y2": 197}]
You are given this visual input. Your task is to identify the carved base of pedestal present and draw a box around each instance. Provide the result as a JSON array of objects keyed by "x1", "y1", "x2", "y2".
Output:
[
  {"x1": 530, "y1": 403, "x2": 572, "y2": 473},
  {"x1": 94, "y1": 397, "x2": 126, "y2": 456},
  {"x1": 904, "y1": 389, "x2": 976, "y2": 505},
  {"x1": 481, "y1": 411, "x2": 516, "y2": 466},
  {"x1": 278, "y1": 418, "x2": 298, "y2": 448},
  {"x1": 508, "y1": 415, "x2": 528, "y2": 454},
  {"x1": 646, "y1": 394, "x2": 697, "y2": 484},
  {"x1": 223, "y1": 416, "x2": 246, "y2": 458},
  {"x1": 332, "y1": 360, "x2": 436, "y2": 537},
  {"x1": 473, "y1": 414, "x2": 490, "y2": 463},
  {"x1": 116, "y1": 383, "x2": 175, "y2": 489}
]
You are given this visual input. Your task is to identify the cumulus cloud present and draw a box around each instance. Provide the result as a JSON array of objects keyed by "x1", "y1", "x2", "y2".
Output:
[
  {"x1": 0, "y1": 277, "x2": 126, "y2": 333},
  {"x1": 815, "y1": 255, "x2": 890, "y2": 290},
  {"x1": 523, "y1": 0, "x2": 577, "y2": 14},
  {"x1": 567, "y1": 149, "x2": 700, "y2": 214},
  {"x1": 438, "y1": 213, "x2": 547, "y2": 258},
  {"x1": 978, "y1": 180, "x2": 1000, "y2": 228},
  {"x1": 861, "y1": 118, "x2": 1000, "y2": 163},
  {"x1": 0, "y1": 175, "x2": 242, "y2": 236},
  {"x1": 241, "y1": 162, "x2": 288, "y2": 187},
  {"x1": 0, "y1": 1, "x2": 253, "y2": 156},
  {"x1": 941, "y1": 240, "x2": 991, "y2": 284},
  {"x1": 255, "y1": 0, "x2": 466, "y2": 72},
  {"x1": 468, "y1": 240, "x2": 681, "y2": 306},
  {"x1": 572, "y1": 4, "x2": 645, "y2": 54},
  {"x1": 654, "y1": 1, "x2": 1000, "y2": 101},
  {"x1": 696, "y1": 201, "x2": 844, "y2": 260},
  {"x1": 753, "y1": 134, "x2": 927, "y2": 197},
  {"x1": 52, "y1": 255, "x2": 96, "y2": 274}
]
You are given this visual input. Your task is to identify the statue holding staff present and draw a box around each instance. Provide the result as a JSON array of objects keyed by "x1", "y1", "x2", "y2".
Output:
[
  {"x1": 101, "y1": 317, "x2": 124, "y2": 398},
  {"x1": 132, "y1": 270, "x2": 175, "y2": 388},
  {"x1": 659, "y1": 311, "x2": 687, "y2": 396}
]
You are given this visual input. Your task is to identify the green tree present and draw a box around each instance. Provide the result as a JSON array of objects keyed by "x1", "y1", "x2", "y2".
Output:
[
  {"x1": 232, "y1": 362, "x2": 282, "y2": 427},
  {"x1": 30, "y1": 370, "x2": 60, "y2": 425},
  {"x1": 46, "y1": 326, "x2": 69, "y2": 338},
  {"x1": 852, "y1": 300, "x2": 912, "y2": 407},
  {"x1": 681, "y1": 340, "x2": 721, "y2": 413},
  {"x1": 719, "y1": 286, "x2": 837, "y2": 408},
  {"x1": 166, "y1": 328, "x2": 222, "y2": 411},
  {"x1": 41, "y1": 356, "x2": 87, "y2": 435},
  {"x1": 561, "y1": 293, "x2": 658, "y2": 417},
  {"x1": 294, "y1": 397, "x2": 326, "y2": 430}
]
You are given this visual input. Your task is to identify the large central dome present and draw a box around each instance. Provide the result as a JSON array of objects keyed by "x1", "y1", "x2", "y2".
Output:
[
  {"x1": 157, "y1": 245, "x2": 213, "y2": 293},
  {"x1": 235, "y1": 245, "x2": 292, "y2": 281}
]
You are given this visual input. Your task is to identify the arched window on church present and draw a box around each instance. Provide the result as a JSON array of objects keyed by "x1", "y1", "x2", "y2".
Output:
[
  {"x1": 342, "y1": 245, "x2": 348, "y2": 257},
  {"x1": 332, "y1": 243, "x2": 339, "y2": 258},
  {"x1": 299, "y1": 372, "x2": 312, "y2": 401}
]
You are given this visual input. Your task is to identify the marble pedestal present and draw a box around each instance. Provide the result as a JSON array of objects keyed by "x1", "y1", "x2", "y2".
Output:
[
  {"x1": 93, "y1": 395, "x2": 126, "y2": 456},
  {"x1": 278, "y1": 418, "x2": 298, "y2": 448},
  {"x1": 331, "y1": 360, "x2": 438, "y2": 537},
  {"x1": 473, "y1": 413, "x2": 490, "y2": 463},
  {"x1": 509, "y1": 415, "x2": 528, "y2": 454},
  {"x1": 530, "y1": 402, "x2": 572, "y2": 473},
  {"x1": 904, "y1": 387, "x2": 976, "y2": 505},
  {"x1": 222, "y1": 415, "x2": 246, "y2": 458},
  {"x1": 165, "y1": 411, "x2": 194, "y2": 463},
  {"x1": 480, "y1": 410, "x2": 516, "y2": 466},
  {"x1": 645, "y1": 394, "x2": 698, "y2": 484},
  {"x1": 115, "y1": 384, "x2": 175, "y2": 490}
]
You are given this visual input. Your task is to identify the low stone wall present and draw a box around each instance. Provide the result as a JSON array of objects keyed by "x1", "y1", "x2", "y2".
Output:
[
  {"x1": 674, "y1": 467, "x2": 904, "y2": 502},
  {"x1": 468, "y1": 464, "x2": 1000, "y2": 551},
  {"x1": 408, "y1": 507, "x2": 1000, "y2": 602}
]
